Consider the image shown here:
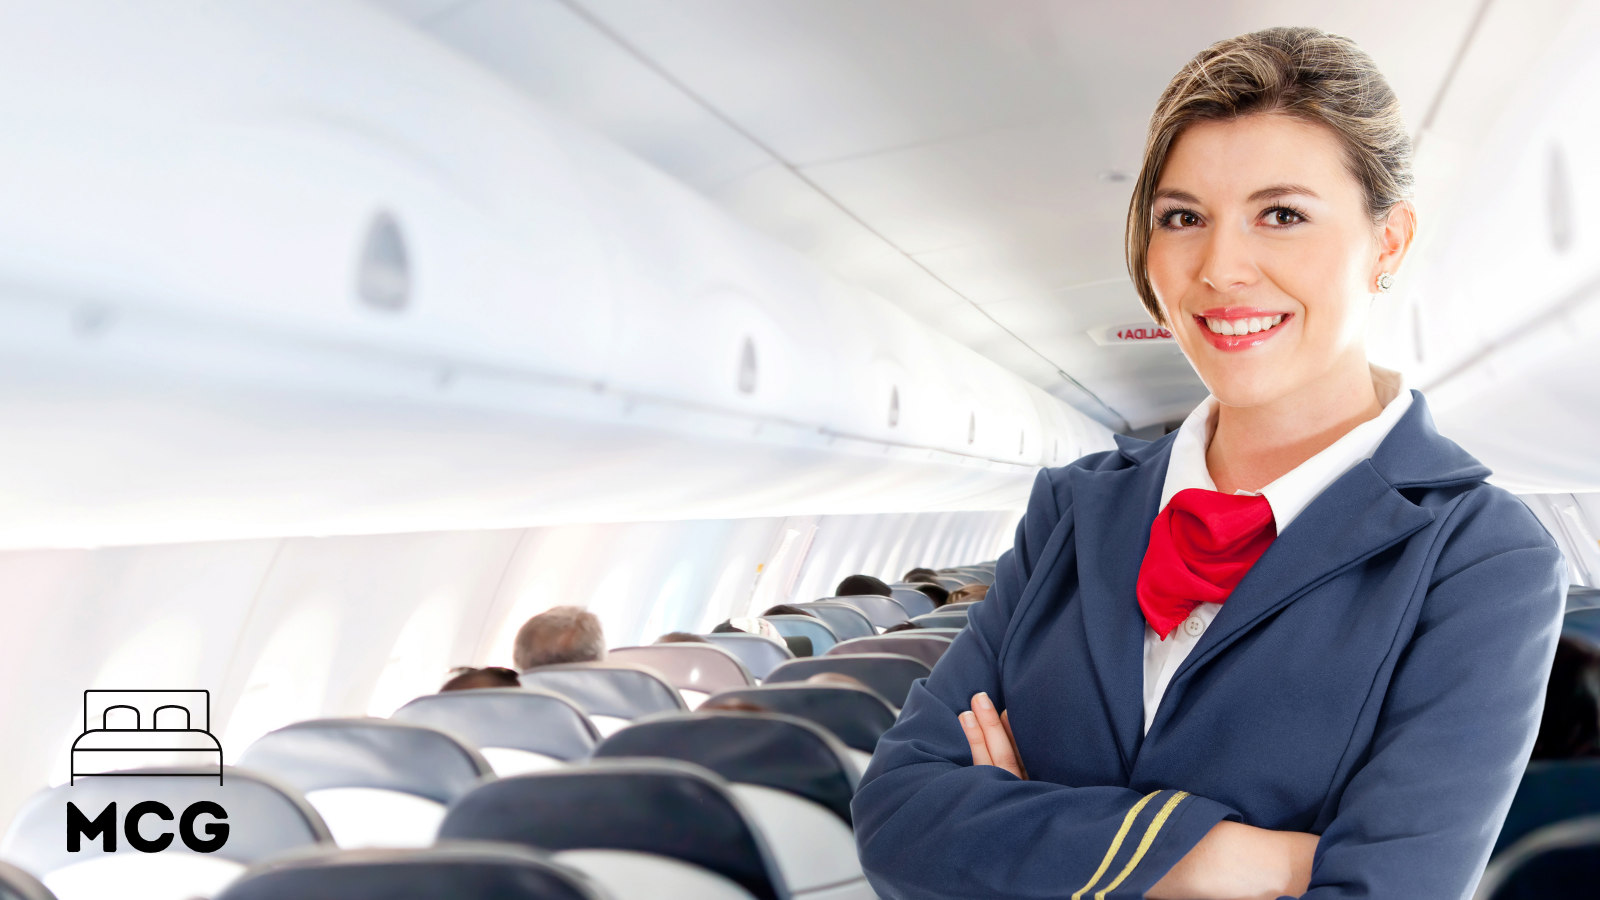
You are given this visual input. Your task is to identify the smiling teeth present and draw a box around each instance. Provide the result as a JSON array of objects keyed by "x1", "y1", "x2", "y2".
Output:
[{"x1": 1205, "y1": 314, "x2": 1284, "y2": 335}]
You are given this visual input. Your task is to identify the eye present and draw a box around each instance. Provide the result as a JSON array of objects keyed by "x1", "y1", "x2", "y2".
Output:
[
  {"x1": 1264, "y1": 206, "x2": 1307, "y2": 226},
  {"x1": 1155, "y1": 209, "x2": 1201, "y2": 230}
]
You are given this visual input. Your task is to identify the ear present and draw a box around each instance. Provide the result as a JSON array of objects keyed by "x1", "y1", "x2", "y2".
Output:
[{"x1": 1373, "y1": 201, "x2": 1417, "y2": 289}]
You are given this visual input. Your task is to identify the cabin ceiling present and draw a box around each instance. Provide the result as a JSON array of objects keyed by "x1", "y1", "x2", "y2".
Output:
[{"x1": 369, "y1": 0, "x2": 1578, "y2": 432}]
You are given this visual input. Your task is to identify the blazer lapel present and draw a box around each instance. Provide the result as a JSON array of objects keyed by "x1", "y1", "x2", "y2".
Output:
[{"x1": 1068, "y1": 436, "x2": 1170, "y2": 770}]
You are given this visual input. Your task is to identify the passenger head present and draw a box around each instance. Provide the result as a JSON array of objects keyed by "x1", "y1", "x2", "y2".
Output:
[
  {"x1": 761, "y1": 604, "x2": 815, "y2": 618},
  {"x1": 1126, "y1": 27, "x2": 1415, "y2": 409},
  {"x1": 699, "y1": 696, "x2": 770, "y2": 714},
  {"x1": 440, "y1": 666, "x2": 520, "y2": 692},
  {"x1": 903, "y1": 567, "x2": 938, "y2": 583},
  {"x1": 912, "y1": 582, "x2": 950, "y2": 606},
  {"x1": 836, "y1": 574, "x2": 892, "y2": 597},
  {"x1": 512, "y1": 605, "x2": 607, "y2": 670},
  {"x1": 883, "y1": 621, "x2": 921, "y2": 634},
  {"x1": 807, "y1": 672, "x2": 870, "y2": 691},
  {"x1": 656, "y1": 631, "x2": 709, "y2": 644},
  {"x1": 949, "y1": 584, "x2": 989, "y2": 605},
  {"x1": 1531, "y1": 636, "x2": 1600, "y2": 760}
]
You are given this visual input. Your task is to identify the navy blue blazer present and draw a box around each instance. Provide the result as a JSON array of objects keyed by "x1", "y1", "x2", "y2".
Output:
[{"x1": 853, "y1": 392, "x2": 1567, "y2": 899}]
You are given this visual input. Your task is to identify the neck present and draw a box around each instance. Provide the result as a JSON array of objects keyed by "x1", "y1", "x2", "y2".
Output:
[{"x1": 1206, "y1": 356, "x2": 1382, "y2": 494}]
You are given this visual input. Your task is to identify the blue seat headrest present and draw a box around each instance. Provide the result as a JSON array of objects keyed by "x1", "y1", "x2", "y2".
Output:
[
  {"x1": 438, "y1": 759, "x2": 789, "y2": 900},
  {"x1": 214, "y1": 842, "x2": 605, "y2": 900},
  {"x1": 596, "y1": 711, "x2": 857, "y2": 823},
  {"x1": 238, "y1": 718, "x2": 492, "y2": 804}
]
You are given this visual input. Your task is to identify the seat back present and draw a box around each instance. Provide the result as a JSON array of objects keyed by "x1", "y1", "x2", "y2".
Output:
[
  {"x1": 238, "y1": 718, "x2": 492, "y2": 847},
  {"x1": 517, "y1": 664, "x2": 687, "y2": 735},
  {"x1": 762, "y1": 616, "x2": 838, "y2": 655},
  {"x1": 1493, "y1": 759, "x2": 1600, "y2": 857},
  {"x1": 438, "y1": 760, "x2": 790, "y2": 900},
  {"x1": 609, "y1": 645, "x2": 756, "y2": 697},
  {"x1": 763, "y1": 654, "x2": 932, "y2": 707},
  {"x1": 910, "y1": 609, "x2": 969, "y2": 629},
  {"x1": 0, "y1": 862, "x2": 52, "y2": 900},
  {"x1": 811, "y1": 596, "x2": 908, "y2": 629},
  {"x1": 214, "y1": 843, "x2": 606, "y2": 900},
  {"x1": 390, "y1": 689, "x2": 598, "y2": 774},
  {"x1": 1477, "y1": 815, "x2": 1600, "y2": 900},
  {"x1": 795, "y1": 604, "x2": 875, "y2": 640},
  {"x1": 705, "y1": 685, "x2": 897, "y2": 755},
  {"x1": 701, "y1": 633, "x2": 794, "y2": 679},
  {"x1": 939, "y1": 601, "x2": 978, "y2": 614},
  {"x1": 0, "y1": 767, "x2": 330, "y2": 900},
  {"x1": 887, "y1": 588, "x2": 936, "y2": 617},
  {"x1": 596, "y1": 712, "x2": 857, "y2": 823},
  {"x1": 826, "y1": 634, "x2": 952, "y2": 670}
]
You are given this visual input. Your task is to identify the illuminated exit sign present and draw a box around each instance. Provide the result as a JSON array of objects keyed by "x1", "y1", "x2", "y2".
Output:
[{"x1": 1088, "y1": 323, "x2": 1175, "y2": 345}]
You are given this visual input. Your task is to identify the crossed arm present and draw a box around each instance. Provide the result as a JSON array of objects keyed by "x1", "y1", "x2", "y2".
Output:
[{"x1": 958, "y1": 691, "x2": 1317, "y2": 899}]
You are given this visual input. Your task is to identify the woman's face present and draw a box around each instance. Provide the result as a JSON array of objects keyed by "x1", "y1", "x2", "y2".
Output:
[{"x1": 1145, "y1": 113, "x2": 1405, "y2": 410}]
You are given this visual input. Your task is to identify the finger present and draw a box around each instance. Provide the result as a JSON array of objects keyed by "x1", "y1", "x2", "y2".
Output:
[
  {"x1": 1002, "y1": 710, "x2": 1028, "y2": 780},
  {"x1": 959, "y1": 710, "x2": 992, "y2": 766},
  {"x1": 973, "y1": 693, "x2": 1023, "y2": 777}
]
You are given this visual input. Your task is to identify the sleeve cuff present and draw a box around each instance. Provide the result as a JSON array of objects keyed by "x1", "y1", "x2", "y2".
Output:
[{"x1": 1072, "y1": 790, "x2": 1241, "y2": 899}]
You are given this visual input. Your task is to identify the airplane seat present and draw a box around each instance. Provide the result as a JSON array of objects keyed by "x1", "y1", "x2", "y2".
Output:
[
  {"x1": 212, "y1": 843, "x2": 609, "y2": 900},
  {"x1": 764, "y1": 653, "x2": 933, "y2": 707},
  {"x1": 962, "y1": 570, "x2": 996, "y2": 586},
  {"x1": 1474, "y1": 815, "x2": 1600, "y2": 899},
  {"x1": 700, "y1": 633, "x2": 794, "y2": 679},
  {"x1": 389, "y1": 688, "x2": 600, "y2": 776},
  {"x1": 809, "y1": 595, "x2": 909, "y2": 630},
  {"x1": 1491, "y1": 758, "x2": 1600, "y2": 857},
  {"x1": 0, "y1": 767, "x2": 332, "y2": 900},
  {"x1": 909, "y1": 609, "x2": 969, "y2": 630},
  {"x1": 517, "y1": 664, "x2": 687, "y2": 737},
  {"x1": 762, "y1": 616, "x2": 839, "y2": 656},
  {"x1": 825, "y1": 634, "x2": 953, "y2": 670},
  {"x1": 792, "y1": 603, "x2": 875, "y2": 641},
  {"x1": 886, "y1": 587, "x2": 937, "y2": 618},
  {"x1": 608, "y1": 645, "x2": 757, "y2": 701},
  {"x1": 703, "y1": 684, "x2": 897, "y2": 762},
  {"x1": 931, "y1": 577, "x2": 967, "y2": 590},
  {"x1": 551, "y1": 851, "x2": 757, "y2": 900},
  {"x1": 437, "y1": 760, "x2": 791, "y2": 900},
  {"x1": 0, "y1": 862, "x2": 53, "y2": 900},
  {"x1": 237, "y1": 718, "x2": 492, "y2": 848},
  {"x1": 592, "y1": 711, "x2": 869, "y2": 897},
  {"x1": 937, "y1": 601, "x2": 979, "y2": 614}
]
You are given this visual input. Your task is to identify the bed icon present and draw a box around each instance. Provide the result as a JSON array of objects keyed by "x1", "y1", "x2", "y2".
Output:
[{"x1": 70, "y1": 690, "x2": 224, "y2": 785}]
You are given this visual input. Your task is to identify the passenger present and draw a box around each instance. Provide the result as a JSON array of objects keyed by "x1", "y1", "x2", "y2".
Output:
[
  {"x1": 852, "y1": 26, "x2": 1566, "y2": 900},
  {"x1": 711, "y1": 616, "x2": 783, "y2": 640},
  {"x1": 807, "y1": 672, "x2": 870, "y2": 691},
  {"x1": 511, "y1": 605, "x2": 607, "y2": 670},
  {"x1": 1531, "y1": 636, "x2": 1600, "y2": 760},
  {"x1": 910, "y1": 582, "x2": 950, "y2": 607},
  {"x1": 883, "y1": 622, "x2": 921, "y2": 633},
  {"x1": 760, "y1": 603, "x2": 817, "y2": 617},
  {"x1": 948, "y1": 583, "x2": 989, "y2": 605},
  {"x1": 655, "y1": 631, "x2": 710, "y2": 644},
  {"x1": 836, "y1": 574, "x2": 893, "y2": 597},
  {"x1": 439, "y1": 666, "x2": 520, "y2": 692},
  {"x1": 699, "y1": 696, "x2": 770, "y2": 714},
  {"x1": 903, "y1": 567, "x2": 939, "y2": 583}
]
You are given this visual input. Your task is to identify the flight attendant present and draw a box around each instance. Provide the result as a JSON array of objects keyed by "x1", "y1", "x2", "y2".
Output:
[{"x1": 852, "y1": 26, "x2": 1566, "y2": 900}]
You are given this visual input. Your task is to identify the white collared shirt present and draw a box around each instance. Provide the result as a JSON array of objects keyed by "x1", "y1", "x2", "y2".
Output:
[{"x1": 1141, "y1": 365, "x2": 1413, "y2": 736}]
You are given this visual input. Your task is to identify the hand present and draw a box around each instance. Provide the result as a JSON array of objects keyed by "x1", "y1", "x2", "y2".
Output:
[
  {"x1": 958, "y1": 692, "x2": 1027, "y2": 780},
  {"x1": 1146, "y1": 821, "x2": 1318, "y2": 900}
]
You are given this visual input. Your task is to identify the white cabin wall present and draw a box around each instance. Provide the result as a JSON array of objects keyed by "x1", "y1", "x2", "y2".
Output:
[{"x1": 0, "y1": 507, "x2": 1018, "y2": 837}]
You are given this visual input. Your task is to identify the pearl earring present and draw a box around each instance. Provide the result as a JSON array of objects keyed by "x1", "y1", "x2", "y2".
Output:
[{"x1": 1376, "y1": 272, "x2": 1394, "y2": 292}]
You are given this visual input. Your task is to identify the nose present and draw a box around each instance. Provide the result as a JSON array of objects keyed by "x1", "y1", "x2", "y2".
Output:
[{"x1": 1199, "y1": 222, "x2": 1256, "y2": 293}]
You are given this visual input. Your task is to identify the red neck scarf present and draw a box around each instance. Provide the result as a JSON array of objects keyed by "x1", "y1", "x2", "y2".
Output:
[{"x1": 1136, "y1": 488, "x2": 1276, "y2": 640}]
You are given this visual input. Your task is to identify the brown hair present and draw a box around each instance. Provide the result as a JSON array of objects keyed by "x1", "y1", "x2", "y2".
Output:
[{"x1": 1125, "y1": 26, "x2": 1413, "y2": 324}]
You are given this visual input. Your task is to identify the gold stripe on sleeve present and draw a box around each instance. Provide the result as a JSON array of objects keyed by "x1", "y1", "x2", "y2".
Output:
[
  {"x1": 1093, "y1": 790, "x2": 1191, "y2": 900},
  {"x1": 1069, "y1": 791, "x2": 1161, "y2": 900}
]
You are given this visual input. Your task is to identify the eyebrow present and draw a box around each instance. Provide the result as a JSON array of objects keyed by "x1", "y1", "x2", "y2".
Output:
[{"x1": 1152, "y1": 184, "x2": 1322, "y2": 205}]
